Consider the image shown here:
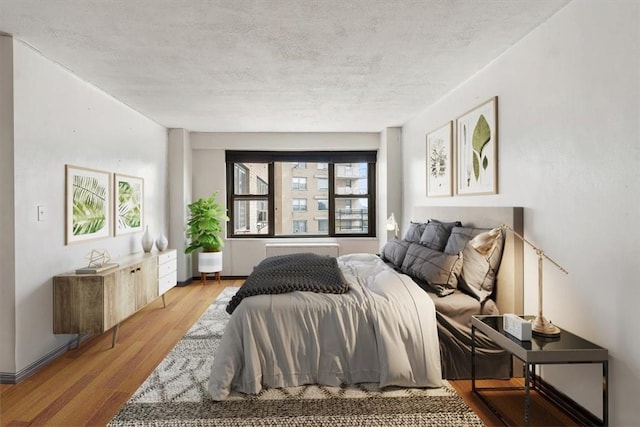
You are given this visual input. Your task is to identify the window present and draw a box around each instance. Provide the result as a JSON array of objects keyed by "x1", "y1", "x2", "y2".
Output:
[
  {"x1": 317, "y1": 178, "x2": 328, "y2": 191},
  {"x1": 227, "y1": 150, "x2": 376, "y2": 238},
  {"x1": 256, "y1": 177, "x2": 268, "y2": 194},
  {"x1": 292, "y1": 198, "x2": 307, "y2": 212},
  {"x1": 293, "y1": 220, "x2": 307, "y2": 233},
  {"x1": 234, "y1": 164, "x2": 250, "y2": 231},
  {"x1": 292, "y1": 177, "x2": 307, "y2": 191},
  {"x1": 229, "y1": 163, "x2": 270, "y2": 234},
  {"x1": 334, "y1": 163, "x2": 369, "y2": 234}
]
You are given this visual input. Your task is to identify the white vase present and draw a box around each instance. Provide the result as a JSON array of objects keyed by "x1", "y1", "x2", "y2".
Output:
[
  {"x1": 155, "y1": 233, "x2": 168, "y2": 251},
  {"x1": 141, "y1": 226, "x2": 154, "y2": 253}
]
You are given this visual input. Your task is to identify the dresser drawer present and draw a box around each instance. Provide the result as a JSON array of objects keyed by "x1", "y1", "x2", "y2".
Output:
[
  {"x1": 159, "y1": 270, "x2": 177, "y2": 295},
  {"x1": 158, "y1": 250, "x2": 177, "y2": 265},
  {"x1": 158, "y1": 259, "x2": 176, "y2": 277}
]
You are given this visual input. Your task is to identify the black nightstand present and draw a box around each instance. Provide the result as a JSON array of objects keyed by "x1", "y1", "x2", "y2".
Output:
[{"x1": 471, "y1": 315, "x2": 608, "y2": 426}]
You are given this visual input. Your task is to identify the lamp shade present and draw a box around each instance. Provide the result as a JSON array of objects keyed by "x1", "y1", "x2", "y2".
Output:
[{"x1": 386, "y1": 213, "x2": 399, "y2": 237}]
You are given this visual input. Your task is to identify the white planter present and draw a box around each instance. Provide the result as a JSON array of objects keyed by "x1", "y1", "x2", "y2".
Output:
[{"x1": 198, "y1": 251, "x2": 222, "y2": 273}]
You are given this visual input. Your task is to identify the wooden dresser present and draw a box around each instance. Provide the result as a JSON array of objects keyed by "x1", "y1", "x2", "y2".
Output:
[{"x1": 53, "y1": 250, "x2": 177, "y2": 348}]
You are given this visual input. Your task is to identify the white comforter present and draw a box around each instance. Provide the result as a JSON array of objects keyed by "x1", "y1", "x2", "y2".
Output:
[{"x1": 208, "y1": 253, "x2": 442, "y2": 400}]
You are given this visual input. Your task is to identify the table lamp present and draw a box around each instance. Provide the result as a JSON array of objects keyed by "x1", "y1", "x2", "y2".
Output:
[
  {"x1": 386, "y1": 213, "x2": 399, "y2": 238},
  {"x1": 472, "y1": 224, "x2": 568, "y2": 337}
]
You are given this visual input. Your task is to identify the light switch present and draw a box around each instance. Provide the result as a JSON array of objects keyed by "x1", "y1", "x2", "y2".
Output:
[{"x1": 37, "y1": 205, "x2": 45, "y2": 222}]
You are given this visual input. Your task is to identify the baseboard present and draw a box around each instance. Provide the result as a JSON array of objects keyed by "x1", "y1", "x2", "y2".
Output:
[
  {"x1": 0, "y1": 334, "x2": 91, "y2": 384},
  {"x1": 534, "y1": 374, "x2": 604, "y2": 426},
  {"x1": 176, "y1": 277, "x2": 194, "y2": 287}
]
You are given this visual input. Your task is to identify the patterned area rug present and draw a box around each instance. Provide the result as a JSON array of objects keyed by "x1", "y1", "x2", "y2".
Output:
[{"x1": 108, "y1": 287, "x2": 485, "y2": 426}]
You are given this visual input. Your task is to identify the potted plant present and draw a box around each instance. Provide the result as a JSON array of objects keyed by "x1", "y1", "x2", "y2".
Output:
[{"x1": 185, "y1": 192, "x2": 230, "y2": 283}]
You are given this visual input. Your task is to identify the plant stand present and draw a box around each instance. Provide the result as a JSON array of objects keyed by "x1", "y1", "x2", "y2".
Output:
[
  {"x1": 201, "y1": 271, "x2": 221, "y2": 285},
  {"x1": 198, "y1": 252, "x2": 223, "y2": 286}
]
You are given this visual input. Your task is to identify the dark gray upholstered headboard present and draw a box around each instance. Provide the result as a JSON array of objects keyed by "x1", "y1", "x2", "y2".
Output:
[{"x1": 410, "y1": 206, "x2": 524, "y2": 315}]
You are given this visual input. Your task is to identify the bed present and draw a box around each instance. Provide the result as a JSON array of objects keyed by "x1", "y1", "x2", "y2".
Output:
[
  {"x1": 407, "y1": 206, "x2": 524, "y2": 379},
  {"x1": 208, "y1": 206, "x2": 523, "y2": 400}
]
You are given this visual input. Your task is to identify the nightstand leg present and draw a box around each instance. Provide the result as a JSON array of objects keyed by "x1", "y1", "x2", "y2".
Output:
[
  {"x1": 471, "y1": 325, "x2": 477, "y2": 391},
  {"x1": 603, "y1": 361, "x2": 609, "y2": 426},
  {"x1": 524, "y1": 363, "x2": 531, "y2": 427},
  {"x1": 161, "y1": 294, "x2": 166, "y2": 308}
]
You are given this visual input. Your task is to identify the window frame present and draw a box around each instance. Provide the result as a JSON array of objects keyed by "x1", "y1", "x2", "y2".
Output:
[{"x1": 226, "y1": 150, "x2": 377, "y2": 238}]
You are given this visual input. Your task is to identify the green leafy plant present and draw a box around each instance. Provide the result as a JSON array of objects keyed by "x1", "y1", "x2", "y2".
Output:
[{"x1": 185, "y1": 192, "x2": 230, "y2": 254}]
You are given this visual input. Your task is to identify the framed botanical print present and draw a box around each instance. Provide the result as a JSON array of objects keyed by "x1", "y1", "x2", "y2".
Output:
[
  {"x1": 114, "y1": 173, "x2": 144, "y2": 235},
  {"x1": 65, "y1": 165, "x2": 111, "y2": 244},
  {"x1": 426, "y1": 121, "x2": 453, "y2": 197},
  {"x1": 455, "y1": 96, "x2": 498, "y2": 195}
]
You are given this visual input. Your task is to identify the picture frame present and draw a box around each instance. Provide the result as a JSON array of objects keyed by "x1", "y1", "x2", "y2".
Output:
[
  {"x1": 426, "y1": 121, "x2": 453, "y2": 197},
  {"x1": 114, "y1": 173, "x2": 144, "y2": 235},
  {"x1": 65, "y1": 165, "x2": 111, "y2": 244},
  {"x1": 455, "y1": 96, "x2": 498, "y2": 195}
]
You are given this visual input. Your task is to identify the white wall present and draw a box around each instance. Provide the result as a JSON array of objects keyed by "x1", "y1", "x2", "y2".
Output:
[
  {"x1": 168, "y1": 129, "x2": 193, "y2": 282},
  {"x1": 188, "y1": 132, "x2": 382, "y2": 276},
  {"x1": 378, "y1": 128, "x2": 402, "y2": 244},
  {"x1": 402, "y1": 1, "x2": 639, "y2": 424},
  {"x1": 4, "y1": 39, "x2": 168, "y2": 375},
  {"x1": 0, "y1": 37, "x2": 16, "y2": 374}
]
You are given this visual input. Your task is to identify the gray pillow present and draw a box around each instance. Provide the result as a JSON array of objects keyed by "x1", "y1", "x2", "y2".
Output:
[
  {"x1": 401, "y1": 243, "x2": 463, "y2": 297},
  {"x1": 445, "y1": 227, "x2": 504, "y2": 302},
  {"x1": 419, "y1": 219, "x2": 462, "y2": 251},
  {"x1": 402, "y1": 221, "x2": 427, "y2": 243},
  {"x1": 444, "y1": 226, "x2": 485, "y2": 254},
  {"x1": 380, "y1": 239, "x2": 411, "y2": 269}
]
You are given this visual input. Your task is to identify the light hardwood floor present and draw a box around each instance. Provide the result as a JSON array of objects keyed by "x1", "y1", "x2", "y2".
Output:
[{"x1": 1, "y1": 281, "x2": 574, "y2": 426}]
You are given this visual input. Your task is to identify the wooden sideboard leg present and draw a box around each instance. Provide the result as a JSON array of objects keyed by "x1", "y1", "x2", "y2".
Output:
[
  {"x1": 111, "y1": 324, "x2": 120, "y2": 348},
  {"x1": 161, "y1": 294, "x2": 166, "y2": 308},
  {"x1": 76, "y1": 333, "x2": 82, "y2": 349}
]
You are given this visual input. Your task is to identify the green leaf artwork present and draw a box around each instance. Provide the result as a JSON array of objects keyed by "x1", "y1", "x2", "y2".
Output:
[
  {"x1": 472, "y1": 114, "x2": 491, "y2": 181},
  {"x1": 429, "y1": 139, "x2": 448, "y2": 178},
  {"x1": 72, "y1": 175, "x2": 107, "y2": 236},
  {"x1": 118, "y1": 180, "x2": 141, "y2": 230}
]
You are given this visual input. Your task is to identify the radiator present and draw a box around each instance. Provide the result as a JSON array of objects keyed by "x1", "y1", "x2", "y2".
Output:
[{"x1": 265, "y1": 243, "x2": 340, "y2": 258}]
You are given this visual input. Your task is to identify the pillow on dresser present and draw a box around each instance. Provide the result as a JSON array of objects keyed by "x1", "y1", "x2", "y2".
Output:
[
  {"x1": 419, "y1": 219, "x2": 462, "y2": 251},
  {"x1": 379, "y1": 239, "x2": 411, "y2": 269},
  {"x1": 445, "y1": 226, "x2": 504, "y2": 302},
  {"x1": 401, "y1": 243, "x2": 463, "y2": 297}
]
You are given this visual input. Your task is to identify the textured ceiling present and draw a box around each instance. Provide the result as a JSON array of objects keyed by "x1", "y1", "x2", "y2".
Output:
[{"x1": 0, "y1": 0, "x2": 569, "y2": 132}]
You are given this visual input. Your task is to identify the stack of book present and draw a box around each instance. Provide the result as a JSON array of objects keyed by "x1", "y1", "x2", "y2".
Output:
[{"x1": 75, "y1": 263, "x2": 119, "y2": 274}]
